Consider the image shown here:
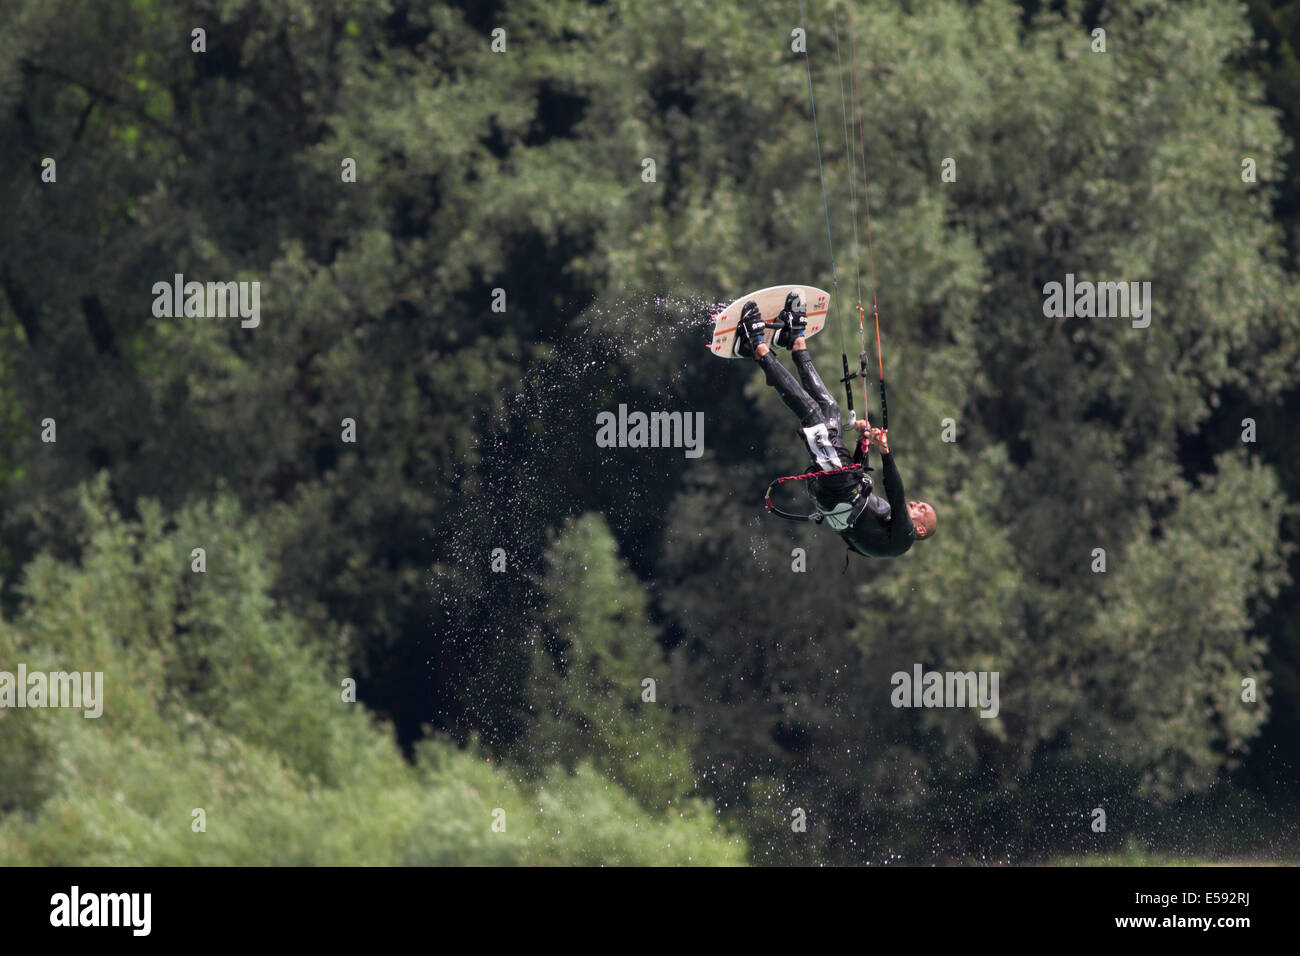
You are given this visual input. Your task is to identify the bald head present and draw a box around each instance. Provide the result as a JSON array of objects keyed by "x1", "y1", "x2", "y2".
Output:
[{"x1": 908, "y1": 501, "x2": 937, "y2": 539}]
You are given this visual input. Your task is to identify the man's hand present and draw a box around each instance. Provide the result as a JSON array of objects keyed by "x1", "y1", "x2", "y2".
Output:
[{"x1": 851, "y1": 420, "x2": 889, "y2": 453}]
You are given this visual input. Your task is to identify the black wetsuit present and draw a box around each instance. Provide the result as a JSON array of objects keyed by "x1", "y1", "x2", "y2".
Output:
[{"x1": 758, "y1": 348, "x2": 915, "y2": 558}]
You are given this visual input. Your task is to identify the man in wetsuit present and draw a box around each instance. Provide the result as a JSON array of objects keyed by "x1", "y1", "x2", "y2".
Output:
[{"x1": 734, "y1": 292, "x2": 937, "y2": 557}]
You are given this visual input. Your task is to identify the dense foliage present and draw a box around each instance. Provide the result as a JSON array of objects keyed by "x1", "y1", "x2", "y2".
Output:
[{"x1": 1, "y1": 0, "x2": 1297, "y2": 864}]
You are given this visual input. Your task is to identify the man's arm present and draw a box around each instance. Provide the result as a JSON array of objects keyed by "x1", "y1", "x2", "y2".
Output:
[
  {"x1": 879, "y1": 451, "x2": 915, "y2": 548},
  {"x1": 854, "y1": 422, "x2": 916, "y2": 553}
]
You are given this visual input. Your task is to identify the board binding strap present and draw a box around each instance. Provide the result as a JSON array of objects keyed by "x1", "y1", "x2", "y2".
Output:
[{"x1": 707, "y1": 284, "x2": 830, "y2": 358}]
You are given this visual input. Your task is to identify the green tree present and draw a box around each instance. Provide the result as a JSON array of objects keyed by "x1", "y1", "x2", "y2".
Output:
[
  {"x1": 521, "y1": 513, "x2": 697, "y2": 810},
  {"x1": 0, "y1": 481, "x2": 744, "y2": 865}
]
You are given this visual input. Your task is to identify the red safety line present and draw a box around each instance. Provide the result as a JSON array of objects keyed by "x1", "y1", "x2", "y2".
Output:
[
  {"x1": 769, "y1": 462, "x2": 863, "y2": 486},
  {"x1": 764, "y1": 460, "x2": 865, "y2": 517}
]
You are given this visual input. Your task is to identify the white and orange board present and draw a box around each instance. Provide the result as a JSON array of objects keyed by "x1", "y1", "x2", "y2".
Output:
[{"x1": 707, "y1": 284, "x2": 830, "y2": 358}]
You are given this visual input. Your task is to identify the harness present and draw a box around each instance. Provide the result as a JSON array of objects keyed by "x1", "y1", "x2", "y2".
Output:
[{"x1": 763, "y1": 461, "x2": 869, "y2": 526}]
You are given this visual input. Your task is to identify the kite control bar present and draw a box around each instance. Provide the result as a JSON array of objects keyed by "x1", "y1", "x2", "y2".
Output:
[
  {"x1": 839, "y1": 305, "x2": 888, "y2": 436},
  {"x1": 840, "y1": 352, "x2": 857, "y2": 423}
]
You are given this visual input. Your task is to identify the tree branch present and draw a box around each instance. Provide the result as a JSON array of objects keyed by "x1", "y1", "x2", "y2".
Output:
[{"x1": 22, "y1": 61, "x2": 195, "y2": 160}]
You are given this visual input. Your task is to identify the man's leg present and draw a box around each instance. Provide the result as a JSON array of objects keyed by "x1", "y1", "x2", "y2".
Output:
[
  {"x1": 790, "y1": 339, "x2": 841, "y2": 427},
  {"x1": 785, "y1": 340, "x2": 865, "y2": 504},
  {"x1": 742, "y1": 309, "x2": 846, "y2": 470},
  {"x1": 751, "y1": 346, "x2": 846, "y2": 472},
  {"x1": 754, "y1": 344, "x2": 821, "y2": 428}
]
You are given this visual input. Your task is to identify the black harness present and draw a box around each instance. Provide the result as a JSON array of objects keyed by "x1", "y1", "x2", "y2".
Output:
[{"x1": 763, "y1": 462, "x2": 869, "y2": 525}]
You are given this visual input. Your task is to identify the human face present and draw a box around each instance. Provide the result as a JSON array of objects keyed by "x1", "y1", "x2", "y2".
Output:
[{"x1": 907, "y1": 500, "x2": 935, "y2": 538}]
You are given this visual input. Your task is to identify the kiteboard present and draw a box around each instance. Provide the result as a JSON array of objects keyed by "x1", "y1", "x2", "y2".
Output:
[{"x1": 706, "y1": 284, "x2": 831, "y2": 358}]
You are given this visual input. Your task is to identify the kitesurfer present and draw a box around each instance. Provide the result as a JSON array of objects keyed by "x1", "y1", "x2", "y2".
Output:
[{"x1": 734, "y1": 292, "x2": 936, "y2": 557}]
